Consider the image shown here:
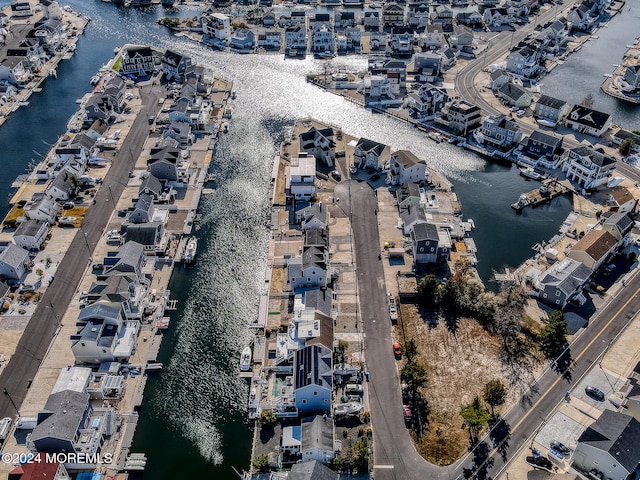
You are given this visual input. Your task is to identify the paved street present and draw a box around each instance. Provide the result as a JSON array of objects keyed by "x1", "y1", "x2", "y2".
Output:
[{"x1": 0, "y1": 83, "x2": 163, "y2": 418}]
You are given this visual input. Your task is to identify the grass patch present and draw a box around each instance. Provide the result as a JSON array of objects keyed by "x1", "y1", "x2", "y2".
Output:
[
  {"x1": 112, "y1": 56, "x2": 122, "y2": 72},
  {"x1": 4, "y1": 206, "x2": 25, "y2": 223}
]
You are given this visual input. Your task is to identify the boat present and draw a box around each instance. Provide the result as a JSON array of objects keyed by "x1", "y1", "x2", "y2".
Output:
[
  {"x1": 519, "y1": 167, "x2": 545, "y2": 181},
  {"x1": 90, "y1": 75, "x2": 101, "y2": 86},
  {"x1": 511, "y1": 193, "x2": 529, "y2": 212},
  {"x1": 334, "y1": 402, "x2": 363, "y2": 416},
  {"x1": 240, "y1": 346, "x2": 252, "y2": 371},
  {"x1": 525, "y1": 455, "x2": 553, "y2": 472},
  {"x1": 88, "y1": 157, "x2": 108, "y2": 165},
  {"x1": 428, "y1": 131, "x2": 443, "y2": 143},
  {"x1": 334, "y1": 363, "x2": 361, "y2": 376},
  {"x1": 49, "y1": 68, "x2": 57, "y2": 78},
  {"x1": 96, "y1": 137, "x2": 118, "y2": 150},
  {"x1": 536, "y1": 118, "x2": 556, "y2": 128},
  {"x1": 184, "y1": 236, "x2": 197, "y2": 264},
  {"x1": 156, "y1": 319, "x2": 170, "y2": 329},
  {"x1": 109, "y1": 129, "x2": 121, "y2": 140}
]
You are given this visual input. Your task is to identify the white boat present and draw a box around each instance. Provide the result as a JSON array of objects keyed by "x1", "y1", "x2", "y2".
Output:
[
  {"x1": 90, "y1": 75, "x2": 100, "y2": 86},
  {"x1": 536, "y1": 118, "x2": 556, "y2": 128},
  {"x1": 334, "y1": 363, "x2": 361, "y2": 376},
  {"x1": 519, "y1": 167, "x2": 545, "y2": 181},
  {"x1": 96, "y1": 137, "x2": 118, "y2": 150},
  {"x1": 184, "y1": 237, "x2": 197, "y2": 264},
  {"x1": 109, "y1": 129, "x2": 121, "y2": 140},
  {"x1": 49, "y1": 68, "x2": 57, "y2": 78},
  {"x1": 88, "y1": 157, "x2": 107, "y2": 165},
  {"x1": 240, "y1": 346, "x2": 252, "y2": 371},
  {"x1": 334, "y1": 402, "x2": 363, "y2": 416}
]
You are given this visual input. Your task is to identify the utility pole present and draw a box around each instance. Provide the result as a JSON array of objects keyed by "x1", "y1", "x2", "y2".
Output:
[{"x1": 4, "y1": 388, "x2": 21, "y2": 417}]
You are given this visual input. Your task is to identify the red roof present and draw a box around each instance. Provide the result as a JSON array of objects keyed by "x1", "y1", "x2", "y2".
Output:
[{"x1": 9, "y1": 462, "x2": 61, "y2": 480}]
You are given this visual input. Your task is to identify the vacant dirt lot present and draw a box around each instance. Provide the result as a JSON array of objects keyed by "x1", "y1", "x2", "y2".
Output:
[{"x1": 398, "y1": 302, "x2": 540, "y2": 465}]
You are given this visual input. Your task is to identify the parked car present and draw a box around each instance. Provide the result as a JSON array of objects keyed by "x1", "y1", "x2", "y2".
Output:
[
  {"x1": 393, "y1": 342, "x2": 402, "y2": 359},
  {"x1": 403, "y1": 405, "x2": 412, "y2": 423},
  {"x1": 330, "y1": 170, "x2": 342, "y2": 181},
  {"x1": 384, "y1": 241, "x2": 396, "y2": 249},
  {"x1": 585, "y1": 385, "x2": 605, "y2": 400},
  {"x1": 550, "y1": 440, "x2": 571, "y2": 456}
]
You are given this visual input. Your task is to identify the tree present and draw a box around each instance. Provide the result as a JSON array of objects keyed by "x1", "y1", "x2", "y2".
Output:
[
  {"x1": 401, "y1": 361, "x2": 428, "y2": 395},
  {"x1": 538, "y1": 310, "x2": 569, "y2": 358},
  {"x1": 460, "y1": 396, "x2": 491, "y2": 442},
  {"x1": 619, "y1": 138, "x2": 635, "y2": 156},
  {"x1": 252, "y1": 453, "x2": 270, "y2": 473},
  {"x1": 336, "y1": 339, "x2": 349, "y2": 364},
  {"x1": 260, "y1": 410, "x2": 277, "y2": 428},
  {"x1": 417, "y1": 274, "x2": 439, "y2": 308},
  {"x1": 403, "y1": 339, "x2": 419, "y2": 363},
  {"x1": 483, "y1": 379, "x2": 507, "y2": 415}
]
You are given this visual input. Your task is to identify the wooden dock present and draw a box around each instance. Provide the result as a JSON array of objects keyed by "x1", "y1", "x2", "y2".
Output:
[{"x1": 511, "y1": 179, "x2": 569, "y2": 212}]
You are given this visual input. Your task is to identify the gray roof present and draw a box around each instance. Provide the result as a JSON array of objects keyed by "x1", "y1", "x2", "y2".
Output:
[
  {"x1": 568, "y1": 105, "x2": 611, "y2": 130},
  {"x1": 14, "y1": 219, "x2": 46, "y2": 237},
  {"x1": 539, "y1": 258, "x2": 590, "y2": 296},
  {"x1": 288, "y1": 461, "x2": 339, "y2": 480},
  {"x1": 77, "y1": 301, "x2": 122, "y2": 322},
  {"x1": 571, "y1": 145, "x2": 616, "y2": 168},
  {"x1": 294, "y1": 344, "x2": 332, "y2": 390},
  {"x1": 104, "y1": 240, "x2": 144, "y2": 275},
  {"x1": 31, "y1": 390, "x2": 90, "y2": 444},
  {"x1": 536, "y1": 94, "x2": 566, "y2": 110},
  {"x1": 305, "y1": 228, "x2": 329, "y2": 249},
  {"x1": 123, "y1": 222, "x2": 163, "y2": 246},
  {"x1": 301, "y1": 415, "x2": 334, "y2": 454},
  {"x1": 298, "y1": 203, "x2": 328, "y2": 227},
  {"x1": 578, "y1": 410, "x2": 640, "y2": 473},
  {"x1": 303, "y1": 288, "x2": 333, "y2": 317},
  {"x1": 139, "y1": 174, "x2": 163, "y2": 198},
  {"x1": 0, "y1": 243, "x2": 29, "y2": 269},
  {"x1": 412, "y1": 222, "x2": 439, "y2": 242},
  {"x1": 356, "y1": 137, "x2": 387, "y2": 156},
  {"x1": 401, "y1": 206, "x2": 427, "y2": 227},
  {"x1": 528, "y1": 129, "x2": 563, "y2": 147},
  {"x1": 499, "y1": 82, "x2": 530, "y2": 102},
  {"x1": 601, "y1": 211, "x2": 634, "y2": 235}
]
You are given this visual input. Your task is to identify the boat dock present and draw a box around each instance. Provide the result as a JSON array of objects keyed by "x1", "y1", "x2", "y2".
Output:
[
  {"x1": 600, "y1": 36, "x2": 640, "y2": 104},
  {"x1": 511, "y1": 179, "x2": 570, "y2": 212}
]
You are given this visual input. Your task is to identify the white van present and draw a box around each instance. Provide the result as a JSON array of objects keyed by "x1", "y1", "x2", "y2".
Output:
[
  {"x1": 345, "y1": 384, "x2": 363, "y2": 395},
  {"x1": 0, "y1": 417, "x2": 12, "y2": 441}
]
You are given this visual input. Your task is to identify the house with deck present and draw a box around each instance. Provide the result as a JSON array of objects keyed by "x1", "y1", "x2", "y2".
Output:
[
  {"x1": 567, "y1": 229, "x2": 618, "y2": 271},
  {"x1": 354, "y1": 138, "x2": 390, "y2": 171},
  {"x1": 564, "y1": 105, "x2": 612, "y2": 138},
  {"x1": 535, "y1": 257, "x2": 591, "y2": 308},
  {"x1": 561, "y1": 145, "x2": 616, "y2": 189},
  {"x1": 299, "y1": 127, "x2": 335, "y2": 167},
  {"x1": 534, "y1": 95, "x2": 571, "y2": 123},
  {"x1": 294, "y1": 344, "x2": 332, "y2": 414},
  {"x1": 478, "y1": 114, "x2": 522, "y2": 148},
  {"x1": 386, "y1": 150, "x2": 427, "y2": 185}
]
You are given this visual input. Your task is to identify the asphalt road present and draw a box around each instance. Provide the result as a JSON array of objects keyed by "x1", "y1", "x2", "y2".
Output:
[
  {"x1": 0, "y1": 82, "x2": 163, "y2": 419},
  {"x1": 336, "y1": 177, "x2": 640, "y2": 480}
]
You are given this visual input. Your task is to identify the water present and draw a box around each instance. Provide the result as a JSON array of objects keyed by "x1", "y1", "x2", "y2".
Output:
[
  {"x1": 542, "y1": 6, "x2": 640, "y2": 129},
  {"x1": 0, "y1": 1, "x2": 579, "y2": 477}
]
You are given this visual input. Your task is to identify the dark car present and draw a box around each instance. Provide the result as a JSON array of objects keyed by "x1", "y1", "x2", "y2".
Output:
[
  {"x1": 393, "y1": 342, "x2": 402, "y2": 359},
  {"x1": 550, "y1": 440, "x2": 571, "y2": 456},
  {"x1": 585, "y1": 386, "x2": 605, "y2": 400},
  {"x1": 403, "y1": 405, "x2": 412, "y2": 424}
]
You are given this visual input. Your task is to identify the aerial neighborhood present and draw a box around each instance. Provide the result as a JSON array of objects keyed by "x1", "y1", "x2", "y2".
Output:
[{"x1": 1, "y1": 0, "x2": 640, "y2": 480}]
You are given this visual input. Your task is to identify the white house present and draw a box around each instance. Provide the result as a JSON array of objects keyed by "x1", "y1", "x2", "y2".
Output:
[
  {"x1": 0, "y1": 243, "x2": 30, "y2": 280},
  {"x1": 311, "y1": 25, "x2": 334, "y2": 53},
  {"x1": 285, "y1": 26, "x2": 307, "y2": 56},
  {"x1": 13, "y1": 219, "x2": 49, "y2": 251},
  {"x1": 478, "y1": 114, "x2": 523, "y2": 148},
  {"x1": 287, "y1": 153, "x2": 316, "y2": 201},
  {"x1": 439, "y1": 100, "x2": 482, "y2": 135},
  {"x1": 299, "y1": 127, "x2": 335, "y2": 167},
  {"x1": 287, "y1": 230, "x2": 329, "y2": 290},
  {"x1": 24, "y1": 196, "x2": 61, "y2": 224},
  {"x1": 564, "y1": 105, "x2": 612, "y2": 138},
  {"x1": 386, "y1": 150, "x2": 426, "y2": 185},
  {"x1": 561, "y1": 145, "x2": 617, "y2": 189},
  {"x1": 573, "y1": 411, "x2": 640, "y2": 480},
  {"x1": 201, "y1": 12, "x2": 231, "y2": 41},
  {"x1": 534, "y1": 94, "x2": 571, "y2": 123},
  {"x1": 354, "y1": 137, "x2": 390, "y2": 170},
  {"x1": 567, "y1": 229, "x2": 617, "y2": 271},
  {"x1": 301, "y1": 415, "x2": 334, "y2": 464},
  {"x1": 294, "y1": 345, "x2": 332, "y2": 414}
]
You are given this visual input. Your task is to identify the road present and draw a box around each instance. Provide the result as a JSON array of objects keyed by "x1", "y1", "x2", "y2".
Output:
[
  {"x1": 0, "y1": 82, "x2": 163, "y2": 419},
  {"x1": 336, "y1": 177, "x2": 640, "y2": 480}
]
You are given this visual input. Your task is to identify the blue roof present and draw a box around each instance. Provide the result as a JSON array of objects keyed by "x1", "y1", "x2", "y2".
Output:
[{"x1": 76, "y1": 472, "x2": 102, "y2": 480}]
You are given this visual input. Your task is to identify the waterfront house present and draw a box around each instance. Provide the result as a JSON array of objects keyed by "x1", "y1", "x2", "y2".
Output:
[
  {"x1": 450, "y1": 25, "x2": 474, "y2": 50},
  {"x1": 363, "y1": 11, "x2": 381, "y2": 30},
  {"x1": 301, "y1": 416, "x2": 335, "y2": 464},
  {"x1": 262, "y1": 12, "x2": 276, "y2": 28},
  {"x1": 567, "y1": 3, "x2": 598, "y2": 32},
  {"x1": 483, "y1": 8, "x2": 512, "y2": 28},
  {"x1": 0, "y1": 57, "x2": 28, "y2": 84},
  {"x1": 520, "y1": 130, "x2": 564, "y2": 166},
  {"x1": 573, "y1": 411, "x2": 640, "y2": 480},
  {"x1": 490, "y1": 69, "x2": 511, "y2": 93},
  {"x1": 612, "y1": 129, "x2": 640, "y2": 154},
  {"x1": 567, "y1": 229, "x2": 617, "y2": 271},
  {"x1": 383, "y1": 3, "x2": 405, "y2": 30},
  {"x1": 103, "y1": 241, "x2": 147, "y2": 282},
  {"x1": 623, "y1": 64, "x2": 640, "y2": 91},
  {"x1": 478, "y1": 114, "x2": 522, "y2": 148},
  {"x1": 257, "y1": 30, "x2": 281, "y2": 50},
  {"x1": 456, "y1": 11, "x2": 483, "y2": 28},
  {"x1": 506, "y1": 45, "x2": 544, "y2": 79},
  {"x1": 287, "y1": 153, "x2": 316, "y2": 201},
  {"x1": 13, "y1": 219, "x2": 49, "y2": 251},
  {"x1": 562, "y1": 145, "x2": 616, "y2": 189},
  {"x1": 564, "y1": 105, "x2": 612, "y2": 138},
  {"x1": 439, "y1": 100, "x2": 482, "y2": 135},
  {"x1": 290, "y1": 10, "x2": 307, "y2": 28},
  {"x1": 123, "y1": 223, "x2": 165, "y2": 253},
  {"x1": 311, "y1": 25, "x2": 334, "y2": 53},
  {"x1": 10, "y1": 1, "x2": 32, "y2": 17},
  {"x1": 401, "y1": 206, "x2": 427, "y2": 235},
  {"x1": 294, "y1": 344, "x2": 332, "y2": 414},
  {"x1": 411, "y1": 222, "x2": 441, "y2": 264},
  {"x1": 497, "y1": 82, "x2": 533, "y2": 108},
  {"x1": 84, "y1": 93, "x2": 111, "y2": 123},
  {"x1": 201, "y1": 12, "x2": 231, "y2": 42},
  {"x1": 288, "y1": 460, "x2": 339, "y2": 480},
  {"x1": 31, "y1": 18, "x2": 64, "y2": 54},
  {"x1": 422, "y1": 24, "x2": 444, "y2": 50},
  {"x1": 148, "y1": 146, "x2": 181, "y2": 182},
  {"x1": 71, "y1": 300, "x2": 139, "y2": 364},
  {"x1": 8, "y1": 461, "x2": 70, "y2": 480},
  {"x1": 128, "y1": 193, "x2": 154, "y2": 224},
  {"x1": 295, "y1": 203, "x2": 328, "y2": 231},
  {"x1": 606, "y1": 188, "x2": 639, "y2": 214},
  {"x1": 287, "y1": 230, "x2": 329, "y2": 290},
  {"x1": 386, "y1": 150, "x2": 427, "y2": 185},
  {"x1": 309, "y1": 13, "x2": 332, "y2": 30},
  {"x1": 282, "y1": 425, "x2": 302, "y2": 455},
  {"x1": 406, "y1": 84, "x2": 448, "y2": 121},
  {"x1": 161, "y1": 49, "x2": 192, "y2": 83},
  {"x1": 121, "y1": 46, "x2": 158, "y2": 77},
  {"x1": 0, "y1": 243, "x2": 30, "y2": 280},
  {"x1": 102, "y1": 76, "x2": 126, "y2": 113},
  {"x1": 285, "y1": 26, "x2": 307, "y2": 56},
  {"x1": 85, "y1": 274, "x2": 148, "y2": 319},
  {"x1": 162, "y1": 121, "x2": 194, "y2": 147},
  {"x1": 0, "y1": 84, "x2": 18, "y2": 100},
  {"x1": 535, "y1": 258, "x2": 591, "y2": 308},
  {"x1": 600, "y1": 211, "x2": 634, "y2": 243},
  {"x1": 544, "y1": 18, "x2": 571, "y2": 46},
  {"x1": 354, "y1": 137, "x2": 390, "y2": 170},
  {"x1": 24, "y1": 196, "x2": 60, "y2": 225},
  {"x1": 46, "y1": 171, "x2": 76, "y2": 202},
  {"x1": 299, "y1": 127, "x2": 335, "y2": 167},
  {"x1": 230, "y1": 29, "x2": 256, "y2": 51},
  {"x1": 534, "y1": 95, "x2": 571, "y2": 123},
  {"x1": 397, "y1": 183, "x2": 422, "y2": 209},
  {"x1": 335, "y1": 10, "x2": 355, "y2": 29}
]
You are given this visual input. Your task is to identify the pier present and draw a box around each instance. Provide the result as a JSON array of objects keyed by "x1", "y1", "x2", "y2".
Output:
[{"x1": 511, "y1": 179, "x2": 570, "y2": 212}]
